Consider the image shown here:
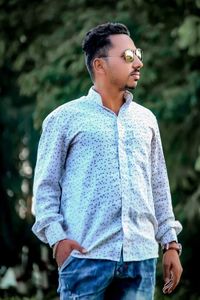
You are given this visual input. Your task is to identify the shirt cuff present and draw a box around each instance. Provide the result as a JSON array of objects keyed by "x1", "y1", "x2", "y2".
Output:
[
  {"x1": 45, "y1": 222, "x2": 67, "y2": 247},
  {"x1": 160, "y1": 228, "x2": 178, "y2": 246}
]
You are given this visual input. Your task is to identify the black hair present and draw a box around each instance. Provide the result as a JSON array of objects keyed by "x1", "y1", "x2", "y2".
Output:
[{"x1": 82, "y1": 22, "x2": 130, "y2": 79}]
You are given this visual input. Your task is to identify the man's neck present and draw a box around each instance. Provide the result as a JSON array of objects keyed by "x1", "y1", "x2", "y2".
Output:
[{"x1": 93, "y1": 83, "x2": 125, "y2": 115}]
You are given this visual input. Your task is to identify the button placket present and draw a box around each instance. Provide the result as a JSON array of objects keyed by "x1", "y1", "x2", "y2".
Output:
[{"x1": 117, "y1": 115, "x2": 131, "y2": 258}]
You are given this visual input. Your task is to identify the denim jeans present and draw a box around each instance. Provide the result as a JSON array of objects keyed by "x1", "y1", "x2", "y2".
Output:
[{"x1": 57, "y1": 254, "x2": 157, "y2": 300}]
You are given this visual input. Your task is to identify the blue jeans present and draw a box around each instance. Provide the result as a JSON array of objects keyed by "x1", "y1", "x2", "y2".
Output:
[{"x1": 57, "y1": 255, "x2": 157, "y2": 300}]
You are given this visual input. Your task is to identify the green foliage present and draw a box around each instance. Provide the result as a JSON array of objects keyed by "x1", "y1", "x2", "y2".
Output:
[
  {"x1": 177, "y1": 15, "x2": 200, "y2": 55},
  {"x1": 0, "y1": 0, "x2": 200, "y2": 297}
]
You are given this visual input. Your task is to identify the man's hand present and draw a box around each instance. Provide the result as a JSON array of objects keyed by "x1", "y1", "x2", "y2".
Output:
[
  {"x1": 55, "y1": 239, "x2": 87, "y2": 268},
  {"x1": 162, "y1": 249, "x2": 183, "y2": 294}
]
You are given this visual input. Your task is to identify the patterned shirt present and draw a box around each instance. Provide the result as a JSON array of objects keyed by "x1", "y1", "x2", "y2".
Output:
[{"x1": 32, "y1": 87, "x2": 182, "y2": 261}]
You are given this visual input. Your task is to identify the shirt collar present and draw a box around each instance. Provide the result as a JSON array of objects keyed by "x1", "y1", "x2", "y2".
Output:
[{"x1": 87, "y1": 86, "x2": 133, "y2": 107}]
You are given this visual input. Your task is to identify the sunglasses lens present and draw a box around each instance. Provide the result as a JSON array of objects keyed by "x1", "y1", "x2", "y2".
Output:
[
  {"x1": 136, "y1": 48, "x2": 143, "y2": 61},
  {"x1": 124, "y1": 49, "x2": 134, "y2": 62}
]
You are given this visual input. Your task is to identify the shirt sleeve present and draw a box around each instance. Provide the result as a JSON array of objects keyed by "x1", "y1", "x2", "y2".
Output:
[
  {"x1": 32, "y1": 113, "x2": 69, "y2": 246},
  {"x1": 151, "y1": 118, "x2": 182, "y2": 246}
]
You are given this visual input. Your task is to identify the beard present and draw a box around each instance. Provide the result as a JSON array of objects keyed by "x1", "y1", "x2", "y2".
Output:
[
  {"x1": 125, "y1": 84, "x2": 136, "y2": 90},
  {"x1": 110, "y1": 74, "x2": 138, "y2": 92},
  {"x1": 120, "y1": 79, "x2": 138, "y2": 91},
  {"x1": 120, "y1": 83, "x2": 136, "y2": 92}
]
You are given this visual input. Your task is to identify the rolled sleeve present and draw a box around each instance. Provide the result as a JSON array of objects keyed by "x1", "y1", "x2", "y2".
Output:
[
  {"x1": 32, "y1": 112, "x2": 69, "y2": 246},
  {"x1": 151, "y1": 118, "x2": 182, "y2": 245}
]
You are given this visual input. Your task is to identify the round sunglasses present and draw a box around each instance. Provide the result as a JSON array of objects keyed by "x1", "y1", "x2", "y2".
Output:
[{"x1": 100, "y1": 48, "x2": 143, "y2": 63}]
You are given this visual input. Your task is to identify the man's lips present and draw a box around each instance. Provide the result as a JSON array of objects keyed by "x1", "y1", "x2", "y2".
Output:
[{"x1": 130, "y1": 71, "x2": 140, "y2": 80}]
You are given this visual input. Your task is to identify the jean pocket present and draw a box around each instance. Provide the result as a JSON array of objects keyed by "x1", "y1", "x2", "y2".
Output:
[{"x1": 58, "y1": 255, "x2": 74, "y2": 273}]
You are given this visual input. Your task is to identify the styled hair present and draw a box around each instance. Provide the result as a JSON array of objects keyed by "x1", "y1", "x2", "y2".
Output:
[{"x1": 82, "y1": 22, "x2": 130, "y2": 79}]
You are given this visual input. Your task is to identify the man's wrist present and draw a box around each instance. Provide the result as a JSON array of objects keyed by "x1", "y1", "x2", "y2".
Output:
[
  {"x1": 52, "y1": 239, "x2": 67, "y2": 259},
  {"x1": 52, "y1": 241, "x2": 60, "y2": 259},
  {"x1": 162, "y1": 241, "x2": 182, "y2": 256}
]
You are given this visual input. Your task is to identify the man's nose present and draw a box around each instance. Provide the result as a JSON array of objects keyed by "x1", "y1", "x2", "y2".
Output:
[{"x1": 132, "y1": 56, "x2": 143, "y2": 69}]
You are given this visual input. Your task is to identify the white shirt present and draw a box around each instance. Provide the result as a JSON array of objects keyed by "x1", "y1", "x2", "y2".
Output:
[{"x1": 32, "y1": 87, "x2": 182, "y2": 261}]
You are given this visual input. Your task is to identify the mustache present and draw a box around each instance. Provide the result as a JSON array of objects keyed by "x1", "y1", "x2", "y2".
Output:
[{"x1": 130, "y1": 69, "x2": 140, "y2": 76}]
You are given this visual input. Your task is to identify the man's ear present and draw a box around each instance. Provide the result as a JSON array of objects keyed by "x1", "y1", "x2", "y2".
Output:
[{"x1": 93, "y1": 58, "x2": 106, "y2": 75}]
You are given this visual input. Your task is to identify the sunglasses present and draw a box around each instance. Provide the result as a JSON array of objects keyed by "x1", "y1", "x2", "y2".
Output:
[{"x1": 100, "y1": 48, "x2": 143, "y2": 63}]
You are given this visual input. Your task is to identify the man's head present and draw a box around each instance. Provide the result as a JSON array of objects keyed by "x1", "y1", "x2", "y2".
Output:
[
  {"x1": 82, "y1": 22, "x2": 143, "y2": 90},
  {"x1": 82, "y1": 22, "x2": 130, "y2": 78}
]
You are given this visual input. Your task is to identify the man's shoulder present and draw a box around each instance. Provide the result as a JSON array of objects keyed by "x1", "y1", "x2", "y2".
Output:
[
  {"x1": 131, "y1": 101, "x2": 157, "y2": 122},
  {"x1": 43, "y1": 95, "x2": 86, "y2": 125}
]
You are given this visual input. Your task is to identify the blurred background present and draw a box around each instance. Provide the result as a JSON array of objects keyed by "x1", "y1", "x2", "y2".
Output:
[{"x1": 0, "y1": 0, "x2": 200, "y2": 299}]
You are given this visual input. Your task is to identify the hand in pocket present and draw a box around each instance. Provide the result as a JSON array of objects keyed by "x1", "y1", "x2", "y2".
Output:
[{"x1": 55, "y1": 239, "x2": 87, "y2": 268}]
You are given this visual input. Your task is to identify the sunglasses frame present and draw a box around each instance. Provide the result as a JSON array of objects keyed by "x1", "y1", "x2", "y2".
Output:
[{"x1": 99, "y1": 48, "x2": 143, "y2": 63}]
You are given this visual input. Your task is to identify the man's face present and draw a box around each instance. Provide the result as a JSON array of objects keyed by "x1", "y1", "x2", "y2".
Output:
[{"x1": 103, "y1": 34, "x2": 143, "y2": 91}]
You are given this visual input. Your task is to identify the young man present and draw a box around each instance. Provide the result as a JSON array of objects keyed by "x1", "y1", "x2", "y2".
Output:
[{"x1": 32, "y1": 22, "x2": 183, "y2": 300}]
